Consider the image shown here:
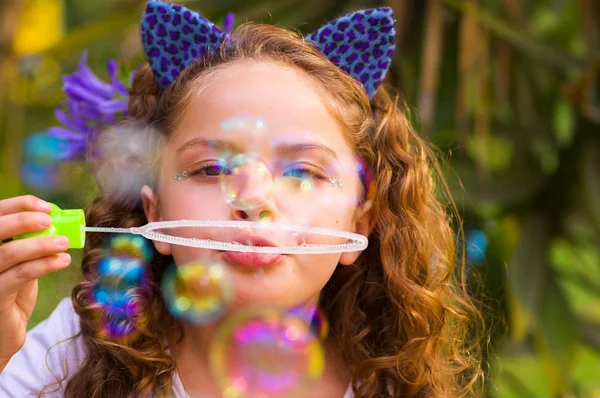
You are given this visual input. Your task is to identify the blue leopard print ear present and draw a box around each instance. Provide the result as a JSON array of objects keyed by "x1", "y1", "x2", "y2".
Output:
[
  {"x1": 306, "y1": 8, "x2": 396, "y2": 98},
  {"x1": 141, "y1": 0, "x2": 226, "y2": 89}
]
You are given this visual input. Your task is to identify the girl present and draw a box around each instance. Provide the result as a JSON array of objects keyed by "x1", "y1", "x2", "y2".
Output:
[{"x1": 0, "y1": 1, "x2": 484, "y2": 397}]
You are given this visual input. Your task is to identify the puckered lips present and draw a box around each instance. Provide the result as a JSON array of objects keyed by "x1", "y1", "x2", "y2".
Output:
[{"x1": 222, "y1": 234, "x2": 284, "y2": 268}]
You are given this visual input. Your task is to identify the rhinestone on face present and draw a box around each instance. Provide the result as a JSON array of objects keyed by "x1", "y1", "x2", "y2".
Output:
[
  {"x1": 174, "y1": 170, "x2": 190, "y2": 181},
  {"x1": 328, "y1": 177, "x2": 343, "y2": 188}
]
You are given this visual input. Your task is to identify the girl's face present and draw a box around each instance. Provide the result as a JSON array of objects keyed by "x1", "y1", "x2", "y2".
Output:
[{"x1": 142, "y1": 61, "x2": 371, "y2": 311}]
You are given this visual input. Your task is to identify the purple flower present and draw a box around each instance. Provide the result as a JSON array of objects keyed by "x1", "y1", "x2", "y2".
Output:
[
  {"x1": 48, "y1": 51, "x2": 130, "y2": 159},
  {"x1": 222, "y1": 12, "x2": 235, "y2": 45},
  {"x1": 223, "y1": 12, "x2": 235, "y2": 34}
]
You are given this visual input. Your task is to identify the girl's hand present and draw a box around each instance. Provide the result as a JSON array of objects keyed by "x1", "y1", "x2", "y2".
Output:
[{"x1": 0, "y1": 195, "x2": 71, "y2": 372}]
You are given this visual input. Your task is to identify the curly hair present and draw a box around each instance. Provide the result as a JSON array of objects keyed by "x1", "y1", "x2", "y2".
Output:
[{"x1": 60, "y1": 23, "x2": 484, "y2": 398}]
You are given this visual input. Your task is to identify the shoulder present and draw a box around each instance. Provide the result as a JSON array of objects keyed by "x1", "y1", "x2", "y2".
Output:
[
  {"x1": 344, "y1": 383, "x2": 354, "y2": 397},
  {"x1": 0, "y1": 298, "x2": 85, "y2": 397}
]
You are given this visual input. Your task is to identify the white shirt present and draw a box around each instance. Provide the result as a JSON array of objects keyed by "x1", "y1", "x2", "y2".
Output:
[{"x1": 0, "y1": 299, "x2": 354, "y2": 398}]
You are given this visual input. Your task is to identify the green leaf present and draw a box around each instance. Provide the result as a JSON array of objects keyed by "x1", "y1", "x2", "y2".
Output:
[
  {"x1": 537, "y1": 274, "x2": 578, "y2": 370},
  {"x1": 581, "y1": 142, "x2": 600, "y2": 233},
  {"x1": 508, "y1": 213, "x2": 549, "y2": 315},
  {"x1": 491, "y1": 354, "x2": 553, "y2": 398},
  {"x1": 553, "y1": 98, "x2": 575, "y2": 148},
  {"x1": 530, "y1": 137, "x2": 559, "y2": 174},
  {"x1": 580, "y1": 320, "x2": 600, "y2": 354},
  {"x1": 530, "y1": 6, "x2": 560, "y2": 36},
  {"x1": 466, "y1": 134, "x2": 514, "y2": 172},
  {"x1": 448, "y1": 161, "x2": 547, "y2": 209},
  {"x1": 571, "y1": 343, "x2": 600, "y2": 395},
  {"x1": 509, "y1": 215, "x2": 578, "y2": 372}
]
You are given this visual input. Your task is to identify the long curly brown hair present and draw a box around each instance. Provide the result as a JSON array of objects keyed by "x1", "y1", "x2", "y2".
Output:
[{"x1": 57, "y1": 23, "x2": 484, "y2": 398}]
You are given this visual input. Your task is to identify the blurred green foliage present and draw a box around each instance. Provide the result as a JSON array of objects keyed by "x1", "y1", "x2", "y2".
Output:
[{"x1": 0, "y1": 0, "x2": 599, "y2": 396}]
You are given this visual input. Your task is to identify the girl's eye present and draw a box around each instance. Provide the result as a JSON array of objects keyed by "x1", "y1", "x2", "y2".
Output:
[
  {"x1": 282, "y1": 165, "x2": 327, "y2": 181},
  {"x1": 188, "y1": 163, "x2": 229, "y2": 177}
]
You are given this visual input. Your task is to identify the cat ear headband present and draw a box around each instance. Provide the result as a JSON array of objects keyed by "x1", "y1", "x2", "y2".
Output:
[
  {"x1": 142, "y1": 0, "x2": 396, "y2": 98},
  {"x1": 43, "y1": 1, "x2": 395, "y2": 163}
]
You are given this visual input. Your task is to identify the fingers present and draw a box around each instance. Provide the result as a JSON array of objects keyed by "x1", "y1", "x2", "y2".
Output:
[
  {"x1": 0, "y1": 195, "x2": 52, "y2": 216},
  {"x1": 0, "y1": 195, "x2": 54, "y2": 242},
  {"x1": 0, "y1": 253, "x2": 71, "y2": 295},
  {"x1": 0, "y1": 235, "x2": 69, "y2": 274},
  {"x1": 0, "y1": 211, "x2": 53, "y2": 242}
]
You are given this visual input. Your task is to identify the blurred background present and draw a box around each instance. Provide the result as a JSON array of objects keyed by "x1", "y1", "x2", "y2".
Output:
[{"x1": 0, "y1": 0, "x2": 598, "y2": 396}]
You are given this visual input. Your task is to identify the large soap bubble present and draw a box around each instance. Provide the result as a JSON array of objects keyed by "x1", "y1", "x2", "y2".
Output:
[
  {"x1": 210, "y1": 310, "x2": 325, "y2": 398},
  {"x1": 162, "y1": 261, "x2": 235, "y2": 324}
]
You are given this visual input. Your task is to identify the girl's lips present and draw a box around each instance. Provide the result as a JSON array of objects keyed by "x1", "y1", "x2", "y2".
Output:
[
  {"x1": 222, "y1": 234, "x2": 284, "y2": 268},
  {"x1": 223, "y1": 252, "x2": 283, "y2": 268}
]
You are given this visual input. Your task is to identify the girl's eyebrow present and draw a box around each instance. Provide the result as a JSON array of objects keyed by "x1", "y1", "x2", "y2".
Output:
[
  {"x1": 276, "y1": 142, "x2": 338, "y2": 161},
  {"x1": 176, "y1": 138, "x2": 338, "y2": 160},
  {"x1": 176, "y1": 138, "x2": 243, "y2": 155}
]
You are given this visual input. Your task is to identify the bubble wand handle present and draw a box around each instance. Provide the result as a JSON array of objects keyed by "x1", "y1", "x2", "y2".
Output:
[
  {"x1": 84, "y1": 226, "x2": 140, "y2": 234},
  {"x1": 12, "y1": 203, "x2": 86, "y2": 249},
  {"x1": 11, "y1": 203, "x2": 136, "y2": 249}
]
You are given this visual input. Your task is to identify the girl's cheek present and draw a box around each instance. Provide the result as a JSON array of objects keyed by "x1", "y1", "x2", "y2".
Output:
[
  {"x1": 171, "y1": 247, "x2": 213, "y2": 265},
  {"x1": 164, "y1": 185, "x2": 227, "y2": 218}
]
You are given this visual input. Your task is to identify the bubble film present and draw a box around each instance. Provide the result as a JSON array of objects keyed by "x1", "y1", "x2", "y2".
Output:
[
  {"x1": 92, "y1": 124, "x2": 159, "y2": 197},
  {"x1": 93, "y1": 263, "x2": 146, "y2": 343},
  {"x1": 287, "y1": 307, "x2": 329, "y2": 341},
  {"x1": 106, "y1": 234, "x2": 153, "y2": 264},
  {"x1": 220, "y1": 114, "x2": 268, "y2": 137},
  {"x1": 85, "y1": 221, "x2": 368, "y2": 254},
  {"x1": 162, "y1": 262, "x2": 234, "y2": 324},
  {"x1": 210, "y1": 310, "x2": 325, "y2": 398},
  {"x1": 221, "y1": 153, "x2": 274, "y2": 211},
  {"x1": 91, "y1": 235, "x2": 152, "y2": 343},
  {"x1": 19, "y1": 162, "x2": 61, "y2": 192},
  {"x1": 22, "y1": 131, "x2": 77, "y2": 164},
  {"x1": 97, "y1": 257, "x2": 146, "y2": 291}
]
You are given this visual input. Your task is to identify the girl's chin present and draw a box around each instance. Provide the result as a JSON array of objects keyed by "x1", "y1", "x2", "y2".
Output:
[{"x1": 229, "y1": 290, "x2": 299, "y2": 310}]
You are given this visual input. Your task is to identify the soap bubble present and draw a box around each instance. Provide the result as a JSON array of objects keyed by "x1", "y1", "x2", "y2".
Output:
[
  {"x1": 106, "y1": 234, "x2": 153, "y2": 264},
  {"x1": 210, "y1": 310, "x2": 325, "y2": 398},
  {"x1": 91, "y1": 124, "x2": 159, "y2": 197},
  {"x1": 286, "y1": 307, "x2": 329, "y2": 341},
  {"x1": 220, "y1": 114, "x2": 268, "y2": 137},
  {"x1": 101, "y1": 314, "x2": 139, "y2": 340},
  {"x1": 355, "y1": 158, "x2": 376, "y2": 202},
  {"x1": 91, "y1": 234, "x2": 152, "y2": 344},
  {"x1": 162, "y1": 262, "x2": 234, "y2": 324},
  {"x1": 96, "y1": 256, "x2": 147, "y2": 290},
  {"x1": 93, "y1": 286, "x2": 138, "y2": 318},
  {"x1": 96, "y1": 305, "x2": 144, "y2": 345},
  {"x1": 22, "y1": 131, "x2": 78, "y2": 164},
  {"x1": 221, "y1": 153, "x2": 274, "y2": 211},
  {"x1": 93, "y1": 259, "x2": 146, "y2": 344},
  {"x1": 19, "y1": 162, "x2": 61, "y2": 192},
  {"x1": 466, "y1": 229, "x2": 488, "y2": 265}
]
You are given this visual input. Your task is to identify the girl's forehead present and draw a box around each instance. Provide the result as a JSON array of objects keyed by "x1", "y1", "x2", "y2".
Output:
[{"x1": 169, "y1": 61, "x2": 352, "y2": 157}]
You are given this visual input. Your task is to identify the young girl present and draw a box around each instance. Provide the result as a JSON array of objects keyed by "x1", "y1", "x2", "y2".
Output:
[{"x1": 0, "y1": 1, "x2": 483, "y2": 397}]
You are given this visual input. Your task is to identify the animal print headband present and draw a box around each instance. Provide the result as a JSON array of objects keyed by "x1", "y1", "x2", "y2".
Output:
[
  {"x1": 142, "y1": 0, "x2": 396, "y2": 98},
  {"x1": 40, "y1": 1, "x2": 395, "y2": 164}
]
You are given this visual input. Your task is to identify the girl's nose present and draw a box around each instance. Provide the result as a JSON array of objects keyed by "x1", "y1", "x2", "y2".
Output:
[
  {"x1": 231, "y1": 205, "x2": 276, "y2": 222},
  {"x1": 222, "y1": 154, "x2": 274, "y2": 213},
  {"x1": 232, "y1": 209, "x2": 249, "y2": 220}
]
